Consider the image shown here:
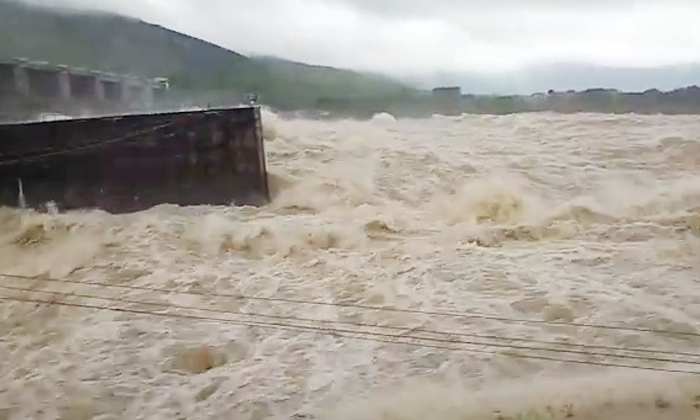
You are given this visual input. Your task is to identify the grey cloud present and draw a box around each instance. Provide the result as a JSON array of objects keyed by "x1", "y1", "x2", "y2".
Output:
[
  {"x1": 12, "y1": 0, "x2": 700, "y2": 77},
  {"x1": 323, "y1": 0, "x2": 666, "y2": 18}
]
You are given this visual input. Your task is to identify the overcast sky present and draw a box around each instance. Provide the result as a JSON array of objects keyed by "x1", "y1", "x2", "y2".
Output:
[{"x1": 20, "y1": 0, "x2": 700, "y2": 76}]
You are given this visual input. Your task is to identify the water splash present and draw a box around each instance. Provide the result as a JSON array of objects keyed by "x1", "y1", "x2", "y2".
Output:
[{"x1": 1, "y1": 112, "x2": 700, "y2": 419}]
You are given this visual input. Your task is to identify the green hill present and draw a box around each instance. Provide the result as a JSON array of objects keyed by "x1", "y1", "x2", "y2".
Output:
[{"x1": 0, "y1": 0, "x2": 418, "y2": 111}]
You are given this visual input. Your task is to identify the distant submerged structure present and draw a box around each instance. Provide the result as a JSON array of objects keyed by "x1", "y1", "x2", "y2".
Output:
[{"x1": 432, "y1": 86, "x2": 462, "y2": 116}]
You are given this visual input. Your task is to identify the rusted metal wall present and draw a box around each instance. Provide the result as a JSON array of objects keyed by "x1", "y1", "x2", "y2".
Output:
[{"x1": 0, "y1": 106, "x2": 269, "y2": 213}]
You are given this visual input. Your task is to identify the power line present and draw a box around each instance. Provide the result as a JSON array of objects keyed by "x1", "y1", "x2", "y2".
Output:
[
  {"x1": 2, "y1": 284, "x2": 699, "y2": 366},
  {"x1": 2, "y1": 294, "x2": 699, "y2": 376},
  {"x1": 2, "y1": 272, "x2": 698, "y2": 337},
  {"x1": 3, "y1": 282, "x2": 698, "y2": 361}
]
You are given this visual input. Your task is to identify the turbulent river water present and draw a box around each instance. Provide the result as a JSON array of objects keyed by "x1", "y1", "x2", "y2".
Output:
[{"x1": 1, "y1": 111, "x2": 700, "y2": 420}]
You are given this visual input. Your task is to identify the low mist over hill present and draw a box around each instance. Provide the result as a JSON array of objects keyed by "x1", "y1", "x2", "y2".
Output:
[{"x1": 0, "y1": 0, "x2": 417, "y2": 110}]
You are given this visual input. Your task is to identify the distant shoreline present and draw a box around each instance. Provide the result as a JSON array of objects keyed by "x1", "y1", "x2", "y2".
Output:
[{"x1": 262, "y1": 85, "x2": 700, "y2": 119}]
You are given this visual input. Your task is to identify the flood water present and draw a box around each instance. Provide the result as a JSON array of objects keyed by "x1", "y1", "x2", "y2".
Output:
[{"x1": 1, "y1": 111, "x2": 700, "y2": 419}]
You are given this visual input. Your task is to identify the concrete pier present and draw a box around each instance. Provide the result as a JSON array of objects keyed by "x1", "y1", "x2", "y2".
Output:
[
  {"x1": 0, "y1": 57, "x2": 168, "y2": 120},
  {"x1": 432, "y1": 86, "x2": 462, "y2": 116}
]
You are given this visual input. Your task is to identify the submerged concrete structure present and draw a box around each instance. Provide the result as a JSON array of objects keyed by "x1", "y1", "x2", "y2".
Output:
[
  {"x1": 0, "y1": 57, "x2": 168, "y2": 120},
  {"x1": 432, "y1": 86, "x2": 462, "y2": 116}
]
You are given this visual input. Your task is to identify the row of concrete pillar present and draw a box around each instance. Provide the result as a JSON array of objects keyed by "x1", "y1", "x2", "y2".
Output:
[{"x1": 0, "y1": 59, "x2": 161, "y2": 112}]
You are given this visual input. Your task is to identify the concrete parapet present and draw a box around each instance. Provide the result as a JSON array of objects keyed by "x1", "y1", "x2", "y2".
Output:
[{"x1": 0, "y1": 106, "x2": 269, "y2": 213}]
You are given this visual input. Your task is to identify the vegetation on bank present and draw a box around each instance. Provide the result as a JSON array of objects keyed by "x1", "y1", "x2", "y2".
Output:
[{"x1": 290, "y1": 86, "x2": 700, "y2": 118}]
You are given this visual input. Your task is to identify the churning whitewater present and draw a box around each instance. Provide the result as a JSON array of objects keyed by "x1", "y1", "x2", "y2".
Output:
[{"x1": 1, "y1": 111, "x2": 700, "y2": 420}]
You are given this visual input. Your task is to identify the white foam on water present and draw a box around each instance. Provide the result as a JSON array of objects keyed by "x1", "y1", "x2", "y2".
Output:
[{"x1": 1, "y1": 112, "x2": 700, "y2": 419}]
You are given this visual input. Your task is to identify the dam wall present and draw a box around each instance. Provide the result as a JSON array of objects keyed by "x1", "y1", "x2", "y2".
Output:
[
  {"x1": 0, "y1": 106, "x2": 269, "y2": 213},
  {"x1": 0, "y1": 57, "x2": 168, "y2": 121}
]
